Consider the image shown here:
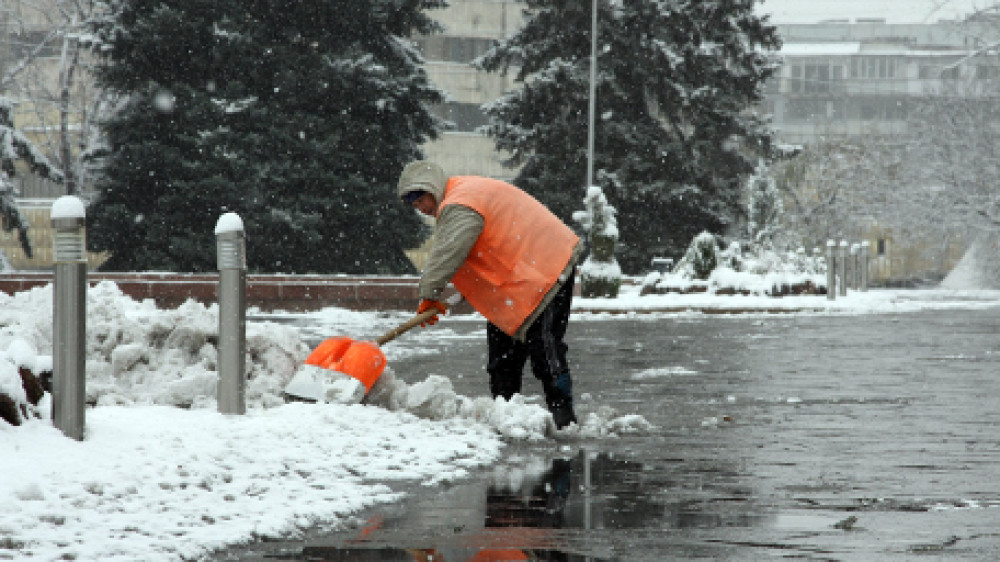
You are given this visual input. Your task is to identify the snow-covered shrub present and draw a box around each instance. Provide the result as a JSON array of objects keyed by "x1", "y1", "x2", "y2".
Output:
[
  {"x1": 676, "y1": 231, "x2": 719, "y2": 280},
  {"x1": 746, "y1": 161, "x2": 784, "y2": 248},
  {"x1": 640, "y1": 234, "x2": 827, "y2": 297},
  {"x1": 0, "y1": 339, "x2": 47, "y2": 426},
  {"x1": 719, "y1": 241, "x2": 745, "y2": 272},
  {"x1": 573, "y1": 186, "x2": 621, "y2": 298}
]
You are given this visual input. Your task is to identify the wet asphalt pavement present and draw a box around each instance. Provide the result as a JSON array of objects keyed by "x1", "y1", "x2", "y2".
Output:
[{"x1": 228, "y1": 304, "x2": 1000, "y2": 561}]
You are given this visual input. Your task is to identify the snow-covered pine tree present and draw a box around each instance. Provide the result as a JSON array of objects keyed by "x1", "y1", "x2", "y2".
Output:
[
  {"x1": 746, "y1": 160, "x2": 784, "y2": 249},
  {"x1": 677, "y1": 231, "x2": 719, "y2": 281},
  {"x1": 87, "y1": 0, "x2": 446, "y2": 273},
  {"x1": 573, "y1": 185, "x2": 621, "y2": 297},
  {"x1": 476, "y1": 0, "x2": 781, "y2": 273}
]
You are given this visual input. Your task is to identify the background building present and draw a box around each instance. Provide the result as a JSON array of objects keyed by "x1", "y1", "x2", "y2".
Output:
[
  {"x1": 412, "y1": 0, "x2": 524, "y2": 182},
  {"x1": 765, "y1": 16, "x2": 1000, "y2": 143}
]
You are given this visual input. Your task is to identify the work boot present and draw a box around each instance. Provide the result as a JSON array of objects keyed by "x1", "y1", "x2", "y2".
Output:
[
  {"x1": 546, "y1": 372, "x2": 577, "y2": 430},
  {"x1": 549, "y1": 399, "x2": 577, "y2": 430}
]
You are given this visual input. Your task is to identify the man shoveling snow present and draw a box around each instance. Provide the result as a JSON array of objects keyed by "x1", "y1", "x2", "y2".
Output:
[{"x1": 396, "y1": 161, "x2": 583, "y2": 430}]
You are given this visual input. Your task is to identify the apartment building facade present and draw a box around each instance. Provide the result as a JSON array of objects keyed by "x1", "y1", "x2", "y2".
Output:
[{"x1": 766, "y1": 16, "x2": 1000, "y2": 144}]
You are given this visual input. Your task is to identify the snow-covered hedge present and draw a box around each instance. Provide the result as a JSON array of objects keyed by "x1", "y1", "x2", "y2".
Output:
[{"x1": 642, "y1": 233, "x2": 827, "y2": 297}]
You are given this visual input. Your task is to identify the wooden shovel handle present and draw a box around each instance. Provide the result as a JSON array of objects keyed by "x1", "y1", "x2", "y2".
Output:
[
  {"x1": 376, "y1": 308, "x2": 439, "y2": 346},
  {"x1": 376, "y1": 293, "x2": 462, "y2": 346}
]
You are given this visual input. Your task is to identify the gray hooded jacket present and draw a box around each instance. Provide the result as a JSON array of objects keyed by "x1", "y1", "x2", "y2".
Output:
[{"x1": 397, "y1": 161, "x2": 580, "y2": 340}]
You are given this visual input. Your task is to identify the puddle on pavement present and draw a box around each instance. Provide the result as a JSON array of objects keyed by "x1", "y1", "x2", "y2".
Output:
[{"x1": 237, "y1": 448, "x2": 773, "y2": 561}]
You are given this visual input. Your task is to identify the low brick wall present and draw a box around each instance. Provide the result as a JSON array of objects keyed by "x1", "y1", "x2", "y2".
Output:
[{"x1": 0, "y1": 272, "x2": 436, "y2": 312}]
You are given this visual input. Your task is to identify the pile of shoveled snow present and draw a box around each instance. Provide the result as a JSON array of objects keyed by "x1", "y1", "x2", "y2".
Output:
[{"x1": 0, "y1": 282, "x2": 652, "y2": 440}]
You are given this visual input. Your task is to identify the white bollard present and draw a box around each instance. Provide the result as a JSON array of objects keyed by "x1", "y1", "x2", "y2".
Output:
[
  {"x1": 216, "y1": 213, "x2": 247, "y2": 415},
  {"x1": 51, "y1": 196, "x2": 87, "y2": 440}
]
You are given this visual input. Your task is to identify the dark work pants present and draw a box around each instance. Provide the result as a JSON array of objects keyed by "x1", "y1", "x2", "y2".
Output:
[{"x1": 487, "y1": 271, "x2": 575, "y2": 407}]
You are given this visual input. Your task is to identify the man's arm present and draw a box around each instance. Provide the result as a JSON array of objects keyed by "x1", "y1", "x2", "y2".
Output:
[{"x1": 418, "y1": 205, "x2": 485, "y2": 299}]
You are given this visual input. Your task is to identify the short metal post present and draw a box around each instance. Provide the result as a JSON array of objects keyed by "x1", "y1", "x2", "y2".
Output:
[
  {"x1": 838, "y1": 240, "x2": 848, "y2": 297},
  {"x1": 51, "y1": 196, "x2": 87, "y2": 441},
  {"x1": 826, "y1": 240, "x2": 836, "y2": 300},
  {"x1": 850, "y1": 243, "x2": 860, "y2": 290},
  {"x1": 216, "y1": 213, "x2": 247, "y2": 415},
  {"x1": 860, "y1": 241, "x2": 870, "y2": 291}
]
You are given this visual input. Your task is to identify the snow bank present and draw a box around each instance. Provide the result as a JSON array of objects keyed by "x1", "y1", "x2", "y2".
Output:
[{"x1": 1, "y1": 281, "x2": 650, "y2": 440}]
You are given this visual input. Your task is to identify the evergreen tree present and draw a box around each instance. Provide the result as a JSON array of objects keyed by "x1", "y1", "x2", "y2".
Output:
[
  {"x1": 477, "y1": 0, "x2": 781, "y2": 272},
  {"x1": 87, "y1": 0, "x2": 445, "y2": 273},
  {"x1": 1, "y1": 97, "x2": 65, "y2": 260}
]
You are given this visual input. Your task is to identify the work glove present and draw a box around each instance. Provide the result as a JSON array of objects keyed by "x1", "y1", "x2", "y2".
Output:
[{"x1": 417, "y1": 299, "x2": 448, "y2": 327}]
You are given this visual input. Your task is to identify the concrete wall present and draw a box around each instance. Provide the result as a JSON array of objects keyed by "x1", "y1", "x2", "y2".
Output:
[{"x1": 0, "y1": 272, "x2": 441, "y2": 312}]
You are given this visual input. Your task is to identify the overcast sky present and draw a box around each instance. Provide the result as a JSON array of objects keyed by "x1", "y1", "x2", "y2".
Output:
[{"x1": 756, "y1": 0, "x2": 990, "y2": 24}]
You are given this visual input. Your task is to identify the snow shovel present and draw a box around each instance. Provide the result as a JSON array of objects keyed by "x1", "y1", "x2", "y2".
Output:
[{"x1": 283, "y1": 293, "x2": 461, "y2": 403}]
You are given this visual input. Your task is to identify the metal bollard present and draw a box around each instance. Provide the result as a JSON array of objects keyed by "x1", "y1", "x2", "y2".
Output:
[
  {"x1": 860, "y1": 241, "x2": 870, "y2": 291},
  {"x1": 850, "y1": 243, "x2": 860, "y2": 290},
  {"x1": 826, "y1": 240, "x2": 836, "y2": 301},
  {"x1": 838, "y1": 240, "x2": 848, "y2": 297},
  {"x1": 216, "y1": 213, "x2": 247, "y2": 415},
  {"x1": 51, "y1": 196, "x2": 87, "y2": 440}
]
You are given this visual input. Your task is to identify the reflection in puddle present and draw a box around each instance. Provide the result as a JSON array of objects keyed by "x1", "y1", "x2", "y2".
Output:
[
  {"x1": 241, "y1": 448, "x2": 781, "y2": 561},
  {"x1": 251, "y1": 449, "x2": 780, "y2": 561},
  {"x1": 265, "y1": 450, "x2": 667, "y2": 561}
]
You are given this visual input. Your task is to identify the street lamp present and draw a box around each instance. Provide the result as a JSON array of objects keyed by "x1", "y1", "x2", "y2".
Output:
[{"x1": 586, "y1": 0, "x2": 597, "y2": 189}]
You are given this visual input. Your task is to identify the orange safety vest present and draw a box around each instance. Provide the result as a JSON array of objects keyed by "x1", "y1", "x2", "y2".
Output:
[{"x1": 439, "y1": 176, "x2": 579, "y2": 336}]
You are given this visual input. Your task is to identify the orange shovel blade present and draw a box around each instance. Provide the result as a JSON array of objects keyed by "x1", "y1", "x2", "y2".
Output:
[
  {"x1": 305, "y1": 336, "x2": 354, "y2": 367},
  {"x1": 305, "y1": 336, "x2": 387, "y2": 392},
  {"x1": 334, "y1": 341, "x2": 387, "y2": 391}
]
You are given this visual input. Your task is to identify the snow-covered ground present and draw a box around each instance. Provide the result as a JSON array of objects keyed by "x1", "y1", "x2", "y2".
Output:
[{"x1": 2, "y1": 279, "x2": 1000, "y2": 560}]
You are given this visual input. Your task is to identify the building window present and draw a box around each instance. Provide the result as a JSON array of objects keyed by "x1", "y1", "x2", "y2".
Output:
[
  {"x1": 854, "y1": 98, "x2": 908, "y2": 121},
  {"x1": 430, "y1": 102, "x2": 488, "y2": 132},
  {"x1": 789, "y1": 65, "x2": 802, "y2": 93},
  {"x1": 415, "y1": 36, "x2": 495, "y2": 64},
  {"x1": 785, "y1": 98, "x2": 826, "y2": 120},
  {"x1": 942, "y1": 66, "x2": 961, "y2": 79},
  {"x1": 976, "y1": 64, "x2": 1000, "y2": 80},
  {"x1": 850, "y1": 56, "x2": 899, "y2": 79},
  {"x1": 803, "y1": 64, "x2": 830, "y2": 93},
  {"x1": 916, "y1": 62, "x2": 963, "y2": 79},
  {"x1": 787, "y1": 63, "x2": 844, "y2": 95}
]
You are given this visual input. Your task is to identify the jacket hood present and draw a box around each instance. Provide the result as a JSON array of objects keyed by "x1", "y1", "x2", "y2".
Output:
[{"x1": 397, "y1": 161, "x2": 447, "y2": 203}]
